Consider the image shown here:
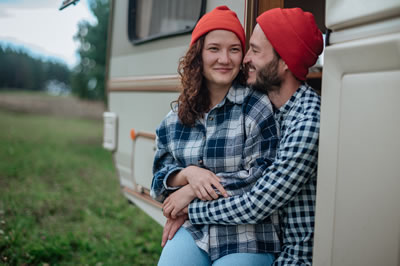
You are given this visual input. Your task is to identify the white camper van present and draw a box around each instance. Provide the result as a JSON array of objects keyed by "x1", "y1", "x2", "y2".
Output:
[
  {"x1": 102, "y1": 0, "x2": 326, "y2": 224},
  {"x1": 67, "y1": 0, "x2": 400, "y2": 265}
]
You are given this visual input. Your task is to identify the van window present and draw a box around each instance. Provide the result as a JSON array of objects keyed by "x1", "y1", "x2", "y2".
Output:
[{"x1": 128, "y1": 0, "x2": 206, "y2": 45}]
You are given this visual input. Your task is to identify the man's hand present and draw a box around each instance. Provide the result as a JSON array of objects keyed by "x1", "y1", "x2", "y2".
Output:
[
  {"x1": 183, "y1": 165, "x2": 228, "y2": 200},
  {"x1": 161, "y1": 214, "x2": 188, "y2": 248},
  {"x1": 163, "y1": 185, "x2": 195, "y2": 219}
]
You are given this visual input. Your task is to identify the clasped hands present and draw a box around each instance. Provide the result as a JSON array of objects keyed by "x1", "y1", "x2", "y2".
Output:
[{"x1": 161, "y1": 166, "x2": 228, "y2": 247}]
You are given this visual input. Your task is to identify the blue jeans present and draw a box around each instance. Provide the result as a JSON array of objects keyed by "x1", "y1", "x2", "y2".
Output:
[{"x1": 158, "y1": 227, "x2": 275, "y2": 266}]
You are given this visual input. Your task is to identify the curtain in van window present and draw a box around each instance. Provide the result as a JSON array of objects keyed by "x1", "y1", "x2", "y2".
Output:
[{"x1": 135, "y1": 0, "x2": 202, "y2": 39}]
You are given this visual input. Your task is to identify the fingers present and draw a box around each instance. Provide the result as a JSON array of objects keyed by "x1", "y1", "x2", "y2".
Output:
[
  {"x1": 199, "y1": 187, "x2": 212, "y2": 201},
  {"x1": 163, "y1": 202, "x2": 173, "y2": 218},
  {"x1": 162, "y1": 197, "x2": 170, "y2": 217},
  {"x1": 171, "y1": 204, "x2": 187, "y2": 219},
  {"x1": 194, "y1": 187, "x2": 211, "y2": 201},
  {"x1": 197, "y1": 176, "x2": 227, "y2": 200},
  {"x1": 161, "y1": 216, "x2": 187, "y2": 247},
  {"x1": 168, "y1": 221, "x2": 181, "y2": 240},
  {"x1": 204, "y1": 183, "x2": 219, "y2": 199},
  {"x1": 163, "y1": 196, "x2": 170, "y2": 205},
  {"x1": 161, "y1": 219, "x2": 172, "y2": 247},
  {"x1": 168, "y1": 216, "x2": 187, "y2": 240},
  {"x1": 192, "y1": 182, "x2": 218, "y2": 200},
  {"x1": 185, "y1": 168, "x2": 229, "y2": 200},
  {"x1": 170, "y1": 202, "x2": 187, "y2": 219},
  {"x1": 194, "y1": 189, "x2": 203, "y2": 200},
  {"x1": 211, "y1": 178, "x2": 228, "y2": 198},
  {"x1": 176, "y1": 210, "x2": 185, "y2": 216},
  {"x1": 171, "y1": 208, "x2": 178, "y2": 219}
]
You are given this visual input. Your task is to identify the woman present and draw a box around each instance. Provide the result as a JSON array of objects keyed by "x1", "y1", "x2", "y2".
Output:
[{"x1": 151, "y1": 6, "x2": 280, "y2": 266}]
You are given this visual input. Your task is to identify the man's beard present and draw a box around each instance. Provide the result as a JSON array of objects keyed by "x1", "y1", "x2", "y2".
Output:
[{"x1": 248, "y1": 55, "x2": 282, "y2": 95}]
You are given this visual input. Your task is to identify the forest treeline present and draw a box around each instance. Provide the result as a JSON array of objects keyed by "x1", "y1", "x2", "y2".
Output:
[
  {"x1": 0, "y1": 45, "x2": 70, "y2": 92},
  {"x1": 0, "y1": 0, "x2": 109, "y2": 102}
]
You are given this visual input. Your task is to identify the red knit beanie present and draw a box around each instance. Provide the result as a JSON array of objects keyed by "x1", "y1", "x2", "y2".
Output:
[
  {"x1": 256, "y1": 8, "x2": 323, "y2": 80},
  {"x1": 191, "y1": 6, "x2": 246, "y2": 50}
]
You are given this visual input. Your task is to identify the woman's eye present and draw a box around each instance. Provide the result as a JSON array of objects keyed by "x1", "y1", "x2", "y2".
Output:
[
  {"x1": 231, "y1": 47, "x2": 241, "y2": 53},
  {"x1": 208, "y1": 47, "x2": 218, "y2": 51}
]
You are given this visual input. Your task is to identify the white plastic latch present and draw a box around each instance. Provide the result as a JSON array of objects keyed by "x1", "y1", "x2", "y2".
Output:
[{"x1": 103, "y1": 112, "x2": 118, "y2": 151}]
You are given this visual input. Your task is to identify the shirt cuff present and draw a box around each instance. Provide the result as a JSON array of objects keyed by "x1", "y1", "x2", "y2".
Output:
[{"x1": 188, "y1": 199, "x2": 210, "y2": 224}]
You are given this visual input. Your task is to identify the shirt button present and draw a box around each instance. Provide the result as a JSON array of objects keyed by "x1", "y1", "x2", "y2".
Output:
[
  {"x1": 198, "y1": 159, "x2": 203, "y2": 165},
  {"x1": 208, "y1": 116, "x2": 214, "y2": 121}
]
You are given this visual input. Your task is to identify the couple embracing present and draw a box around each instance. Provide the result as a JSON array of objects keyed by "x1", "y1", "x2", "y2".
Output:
[{"x1": 151, "y1": 5, "x2": 323, "y2": 266}]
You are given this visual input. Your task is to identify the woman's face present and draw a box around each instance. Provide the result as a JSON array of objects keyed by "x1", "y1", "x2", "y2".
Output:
[{"x1": 202, "y1": 30, "x2": 243, "y2": 91}]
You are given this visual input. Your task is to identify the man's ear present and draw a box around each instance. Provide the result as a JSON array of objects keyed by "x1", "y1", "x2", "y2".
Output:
[{"x1": 280, "y1": 59, "x2": 289, "y2": 72}]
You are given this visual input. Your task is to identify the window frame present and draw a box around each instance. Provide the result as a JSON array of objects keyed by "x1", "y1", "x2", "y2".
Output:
[{"x1": 128, "y1": 0, "x2": 207, "y2": 45}]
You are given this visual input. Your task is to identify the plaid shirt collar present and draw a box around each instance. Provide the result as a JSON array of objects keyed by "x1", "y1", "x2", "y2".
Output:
[
  {"x1": 213, "y1": 82, "x2": 247, "y2": 107},
  {"x1": 194, "y1": 83, "x2": 248, "y2": 126},
  {"x1": 172, "y1": 83, "x2": 247, "y2": 116},
  {"x1": 274, "y1": 83, "x2": 307, "y2": 122}
]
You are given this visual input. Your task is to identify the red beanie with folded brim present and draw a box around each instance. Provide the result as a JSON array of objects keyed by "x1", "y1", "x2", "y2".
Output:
[
  {"x1": 256, "y1": 8, "x2": 323, "y2": 80},
  {"x1": 191, "y1": 5, "x2": 245, "y2": 51}
]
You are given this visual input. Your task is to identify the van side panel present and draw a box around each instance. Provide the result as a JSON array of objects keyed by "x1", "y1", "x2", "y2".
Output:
[
  {"x1": 314, "y1": 0, "x2": 400, "y2": 264},
  {"x1": 326, "y1": 0, "x2": 400, "y2": 30}
]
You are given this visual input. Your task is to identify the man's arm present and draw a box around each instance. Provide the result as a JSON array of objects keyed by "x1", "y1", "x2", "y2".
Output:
[
  {"x1": 163, "y1": 90, "x2": 278, "y2": 218},
  {"x1": 188, "y1": 116, "x2": 319, "y2": 224}
]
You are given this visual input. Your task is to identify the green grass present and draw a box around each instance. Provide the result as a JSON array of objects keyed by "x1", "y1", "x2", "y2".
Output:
[{"x1": 0, "y1": 110, "x2": 162, "y2": 265}]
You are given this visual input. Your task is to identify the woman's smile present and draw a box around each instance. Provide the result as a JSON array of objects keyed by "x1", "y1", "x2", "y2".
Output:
[{"x1": 202, "y1": 30, "x2": 243, "y2": 92}]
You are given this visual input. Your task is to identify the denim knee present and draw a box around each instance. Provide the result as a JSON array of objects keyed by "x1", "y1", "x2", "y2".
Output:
[{"x1": 158, "y1": 227, "x2": 211, "y2": 266}]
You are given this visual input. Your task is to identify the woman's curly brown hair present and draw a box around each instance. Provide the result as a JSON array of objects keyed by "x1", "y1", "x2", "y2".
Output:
[{"x1": 174, "y1": 35, "x2": 247, "y2": 127}]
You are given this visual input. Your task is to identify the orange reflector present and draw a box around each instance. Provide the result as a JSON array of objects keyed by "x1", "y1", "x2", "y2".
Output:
[{"x1": 130, "y1": 129, "x2": 136, "y2": 140}]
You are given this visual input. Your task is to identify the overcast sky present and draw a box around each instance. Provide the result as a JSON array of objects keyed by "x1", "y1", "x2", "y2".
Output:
[{"x1": 0, "y1": 0, "x2": 96, "y2": 67}]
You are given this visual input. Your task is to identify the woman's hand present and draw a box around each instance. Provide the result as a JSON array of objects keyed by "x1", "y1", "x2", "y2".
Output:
[
  {"x1": 182, "y1": 165, "x2": 228, "y2": 200},
  {"x1": 163, "y1": 185, "x2": 195, "y2": 219},
  {"x1": 161, "y1": 214, "x2": 188, "y2": 247}
]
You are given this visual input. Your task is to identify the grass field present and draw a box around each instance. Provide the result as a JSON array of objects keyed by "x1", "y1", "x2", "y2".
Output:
[{"x1": 0, "y1": 110, "x2": 162, "y2": 265}]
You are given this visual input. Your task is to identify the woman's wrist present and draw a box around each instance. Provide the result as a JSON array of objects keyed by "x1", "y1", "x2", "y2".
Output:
[
  {"x1": 166, "y1": 169, "x2": 188, "y2": 187},
  {"x1": 181, "y1": 165, "x2": 196, "y2": 184}
]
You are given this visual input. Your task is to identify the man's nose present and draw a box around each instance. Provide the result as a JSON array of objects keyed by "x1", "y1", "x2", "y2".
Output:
[{"x1": 243, "y1": 50, "x2": 251, "y2": 64}]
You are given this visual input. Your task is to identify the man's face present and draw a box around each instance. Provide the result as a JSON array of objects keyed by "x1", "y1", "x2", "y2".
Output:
[{"x1": 243, "y1": 24, "x2": 282, "y2": 92}]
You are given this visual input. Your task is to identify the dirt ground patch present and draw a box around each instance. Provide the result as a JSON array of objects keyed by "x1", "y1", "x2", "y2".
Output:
[{"x1": 0, "y1": 92, "x2": 105, "y2": 120}]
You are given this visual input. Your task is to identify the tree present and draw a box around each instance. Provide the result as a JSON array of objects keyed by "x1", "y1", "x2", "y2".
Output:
[
  {"x1": 0, "y1": 45, "x2": 70, "y2": 91},
  {"x1": 71, "y1": 0, "x2": 109, "y2": 101}
]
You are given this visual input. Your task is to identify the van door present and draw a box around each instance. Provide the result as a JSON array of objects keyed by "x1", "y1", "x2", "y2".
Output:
[{"x1": 314, "y1": 0, "x2": 400, "y2": 265}]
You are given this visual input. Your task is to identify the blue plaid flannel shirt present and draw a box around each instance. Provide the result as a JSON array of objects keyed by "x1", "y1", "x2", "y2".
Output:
[
  {"x1": 188, "y1": 84, "x2": 320, "y2": 265},
  {"x1": 151, "y1": 83, "x2": 281, "y2": 261}
]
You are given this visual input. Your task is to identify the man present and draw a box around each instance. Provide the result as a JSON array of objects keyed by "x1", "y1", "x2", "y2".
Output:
[{"x1": 163, "y1": 8, "x2": 323, "y2": 265}]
